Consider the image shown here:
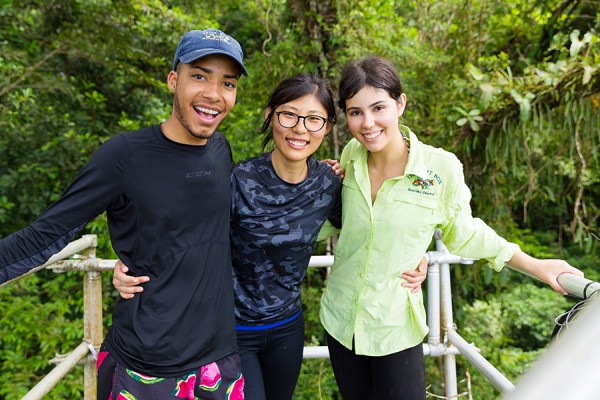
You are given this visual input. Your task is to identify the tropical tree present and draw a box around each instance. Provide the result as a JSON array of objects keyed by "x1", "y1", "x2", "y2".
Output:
[{"x1": 0, "y1": 1, "x2": 598, "y2": 398}]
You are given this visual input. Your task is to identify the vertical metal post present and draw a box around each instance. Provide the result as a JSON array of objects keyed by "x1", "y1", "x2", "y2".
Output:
[
  {"x1": 437, "y1": 233, "x2": 458, "y2": 398},
  {"x1": 427, "y1": 262, "x2": 441, "y2": 348},
  {"x1": 82, "y1": 235, "x2": 102, "y2": 400},
  {"x1": 441, "y1": 262, "x2": 458, "y2": 397}
]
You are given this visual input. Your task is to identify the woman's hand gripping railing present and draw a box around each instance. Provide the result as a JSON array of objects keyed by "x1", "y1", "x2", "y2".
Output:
[{"x1": 556, "y1": 273, "x2": 600, "y2": 300}]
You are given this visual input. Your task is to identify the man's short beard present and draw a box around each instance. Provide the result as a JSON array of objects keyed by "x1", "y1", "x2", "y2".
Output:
[{"x1": 173, "y1": 95, "x2": 215, "y2": 140}]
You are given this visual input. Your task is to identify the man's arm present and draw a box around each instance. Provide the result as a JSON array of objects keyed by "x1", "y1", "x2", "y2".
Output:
[{"x1": 0, "y1": 136, "x2": 127, "y2": 284}]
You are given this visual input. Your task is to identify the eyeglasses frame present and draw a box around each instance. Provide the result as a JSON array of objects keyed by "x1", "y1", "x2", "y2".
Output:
[{"x1": 274, "y1": 111, "x2": 329, "y2": 132}]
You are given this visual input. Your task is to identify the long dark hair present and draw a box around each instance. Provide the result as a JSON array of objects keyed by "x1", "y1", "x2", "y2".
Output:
[
  {"x1": 337, "y1": 57, "x2": 404, "y2": 113},
  {"x1": 261, "y1": 73, "x2": 337, "y2": 150}
]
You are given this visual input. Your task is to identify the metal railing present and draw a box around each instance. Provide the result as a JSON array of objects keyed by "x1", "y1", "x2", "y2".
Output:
[
  {"x1": 502, "y1": 281, "x2": 600, "y2": 400},
  {"x1": 2, "y1": 233, "x2": 597, "y2": 399},
  {"x1": 1, "y1": 235, "x2": 105, "y2": 400}
]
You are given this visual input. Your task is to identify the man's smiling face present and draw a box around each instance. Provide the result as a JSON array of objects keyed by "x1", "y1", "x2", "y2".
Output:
[{"x1": 168, "y1": 54, "x2": 240, "y2": 145}]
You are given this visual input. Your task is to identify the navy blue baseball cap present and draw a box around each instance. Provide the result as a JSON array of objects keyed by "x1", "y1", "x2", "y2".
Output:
[{"x1": 172, "y1": 29, "x2": 248, "y2": 76}]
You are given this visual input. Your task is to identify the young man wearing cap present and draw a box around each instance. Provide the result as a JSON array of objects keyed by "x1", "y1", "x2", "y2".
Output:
[{"x1": 0, "y1": 29, "x2": 248, "y2": 399}]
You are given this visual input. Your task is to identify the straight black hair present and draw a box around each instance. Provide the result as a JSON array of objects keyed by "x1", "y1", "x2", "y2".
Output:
[{"x1": 261, "y1": 73, "x2": 337, "y2": 150}]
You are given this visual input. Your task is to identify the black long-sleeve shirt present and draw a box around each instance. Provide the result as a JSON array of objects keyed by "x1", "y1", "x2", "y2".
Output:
[{"x1": 0, "y1": 125, "x2": 237, "y2": 376}]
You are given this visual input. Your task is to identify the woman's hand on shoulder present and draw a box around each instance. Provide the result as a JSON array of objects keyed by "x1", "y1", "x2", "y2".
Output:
[{"x1": 321, "y1": 159, "x2": 345, "y2": 179}]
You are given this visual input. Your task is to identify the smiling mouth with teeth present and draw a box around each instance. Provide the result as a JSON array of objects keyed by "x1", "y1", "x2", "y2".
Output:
[
  {"x1": 194, "y1": 106, "x2": 220, "y2": 118},
  {"x1": 287, "y1": 139, "x2": 309, "y2": 148},
  {"x1": 363, "y1": 130, "x2": 382, "y2": 140}
]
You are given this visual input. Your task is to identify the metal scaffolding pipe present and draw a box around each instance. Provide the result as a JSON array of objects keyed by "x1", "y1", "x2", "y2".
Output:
[
  {"x1": 428, "y1": 250, "x2": 475, "y2": 265},
  {"x1": 82, "y1": 241, "x2": 102, "y2": 400},
  {"x1": 441, "y1": 261, "x2": 458, "y2": 398},
  {"x1": 447, "y1": 330, "x2": 515, "y2": 393},
  {"x1": 557, "y1": 273, "x2": 600, "y2": 300},
  {"x1": 422, "y1": 343, "x2": 461, "y2": 357},
  {"x1": 302, "y1": 343, "x2": 457, "y2": 359},
  {"x1": 0, "y1": 235, "x2": 97, "y2": 287},
  {"x1": 50, "y1": 258, "x2": 117, "y2": 272},
  {"x1": 22, "y1": 342, "x2": 91, "y2": 400},
  {"x1": 303, "y1": 346, "x2": 330, "y2": 359},
  {"x1": 307, "y1": 255, "x2": 334, "y2": 268},
  {"x1": 427, "y1": 263, "x2": 441, "y2": 347}
]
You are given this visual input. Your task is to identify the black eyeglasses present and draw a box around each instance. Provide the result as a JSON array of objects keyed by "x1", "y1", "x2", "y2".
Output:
[{"x1": 275, "y1": 111, "x2": 328, "y2": 132}]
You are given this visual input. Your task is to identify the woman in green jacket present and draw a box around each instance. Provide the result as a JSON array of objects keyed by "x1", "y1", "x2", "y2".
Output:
[{"x1": 319, "y1": 56, "x2": 584, "y2": 400}]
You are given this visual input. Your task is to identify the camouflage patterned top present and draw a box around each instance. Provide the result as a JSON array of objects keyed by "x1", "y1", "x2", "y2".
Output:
[{"x1": 231, "y1": 152, "x2": 342, "y2": 327}]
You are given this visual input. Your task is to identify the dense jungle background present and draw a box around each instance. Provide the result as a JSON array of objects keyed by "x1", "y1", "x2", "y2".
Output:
[{"x1": 0, "y1": 0, "x2": 599, "y2": 398}]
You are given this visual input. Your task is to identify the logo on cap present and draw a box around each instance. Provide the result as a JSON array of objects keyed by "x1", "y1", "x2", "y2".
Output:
[
  {"x1": 172, "y1": 29, "x2": 248, "y2": 76},
  {"x1": 203, "y1": 30, "x2": 232, "y2": 44}
]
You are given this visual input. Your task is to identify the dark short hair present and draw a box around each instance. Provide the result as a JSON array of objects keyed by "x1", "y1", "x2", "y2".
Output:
[
  {"x1": 338, "y1": 57, "x2": 403, "y2": 112},
  {"x1": 261, "y1": 73, "x2": 337, "y2": 150}
]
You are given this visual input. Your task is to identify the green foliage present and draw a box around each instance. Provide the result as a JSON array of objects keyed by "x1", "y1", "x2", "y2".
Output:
[
  {"x1": 295, "y1": 359, "x2": 340, "y2": 399},
  {"x1": 0, "y1": 268, "x2": 119, "y2": 399},
  {"x1": 501, "y1": 285, "x2": 569, "y2": 350},
  {"x1": 441, "y1": 283, "x2": 571, "y2": 399},
  {"x1": 0, "y1": 0, "x2": 598, "y2": 397},
  {"x1": 0, "y1": 272, "x2": 81, "y2": 399},
  {"x1": 447, "y1": 29, "x2": 599, "y2": 246}
]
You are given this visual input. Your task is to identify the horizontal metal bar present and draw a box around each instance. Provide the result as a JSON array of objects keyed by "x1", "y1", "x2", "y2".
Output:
[
  {"x1": 303, "y1": 345, "x2": 329, "y2": 359},
  {"x1": 45, "y1": 250, "x2": 482, "y2": 274},
  {"x1": 302, "y1": 343, "x2": 461, "y2": 360},
  {"x1": 423, "y1": 343, "x2": 462, "y2": 357},
  {"x1": 308, "y1": 252, "x2": 476, "y2": 269},
  {"x1": 427, "y1": 250, "x2": 476, "y2": 265},
  {"x1": 51, "y1": 255, "x2": 331, "y2": 273},
  {"x1": 557, "y1": 273, "x2": 600, "y2": 300},
  {"x1": 307, "y1": 255, "x2": 334, "y2": 268},
  {"x1": 50, "y1": 258, "x2": 116, "y2": 272}
]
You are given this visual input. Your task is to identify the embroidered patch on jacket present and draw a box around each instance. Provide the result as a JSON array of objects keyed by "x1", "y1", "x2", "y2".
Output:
[
  {"x1": 406, "y1": 172, "x2": 442, "y2": 197},
  {"x1": 409, "y1": 175, "x2": 435, "y2": 190}
]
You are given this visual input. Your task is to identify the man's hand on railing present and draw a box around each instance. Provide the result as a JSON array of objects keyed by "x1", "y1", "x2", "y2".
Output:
[
  {"x1": 401, "y1": 256, "x2": 428, "y2": 293},
  {"x1": 507, "y1": 251, "x2": 584, "y2": 295},
  {"x1": 112, "y1": 260, "x2": 149, "y2": 299}
]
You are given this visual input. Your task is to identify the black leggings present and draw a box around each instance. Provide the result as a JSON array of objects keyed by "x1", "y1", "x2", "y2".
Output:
[
  {"x1": 326, "y1": 332, "x2": 426, "y2": 400},
  {"x1": 237, "y1": 313, "x2": 305, "y2": 400}
]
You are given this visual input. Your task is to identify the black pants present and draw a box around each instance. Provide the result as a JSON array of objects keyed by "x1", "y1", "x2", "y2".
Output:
[
  {"x1": 237, "y1": 313, "x2": 305, "y2": 400},
  {"x1": 326, "y1": 332, "x2": 426, "y2": 400}
]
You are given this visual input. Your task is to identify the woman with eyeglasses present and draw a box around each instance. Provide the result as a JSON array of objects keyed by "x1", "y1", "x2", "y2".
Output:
[
  {"x1": 113, "y1": 73, "x2": 428, "y2": 400},
  {"x1": 227, "y1": 73, "x2": 342, "y2": 400}
]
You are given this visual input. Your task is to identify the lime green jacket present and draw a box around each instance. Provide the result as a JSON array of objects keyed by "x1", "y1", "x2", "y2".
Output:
[{"x1": 319, "y1": 127, "x2": 520, "y2": 356}]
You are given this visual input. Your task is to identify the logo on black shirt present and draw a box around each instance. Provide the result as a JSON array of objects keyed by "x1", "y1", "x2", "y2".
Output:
[{"x1": 185, "y1": 170, "x2": 213, "y2": 178}]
